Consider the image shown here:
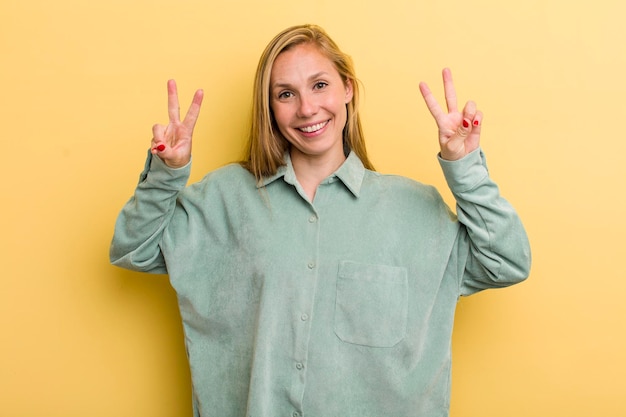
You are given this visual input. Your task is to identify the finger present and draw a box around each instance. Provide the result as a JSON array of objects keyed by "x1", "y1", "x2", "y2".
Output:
[
  {"x1": 419, "y1": 82, "x2": 446, "y2": 122},
  {"x1": 182, "y1": 89, "x2": 204, "y2": 131},
  {"x1": 462, "y1": 100, "x2": 477, "y2": 129},
  {"x1": 455, "y1": 101, "x2": 476, "y2": 138},
  {"x1": 152, "y1": 124, "x2": 166, "y2": 142},
  {"x1": 470, "y1": 110, "x2": 483, "y2": 138},
  {"x1": 464, "y1": 108, "x2": 483, "y2": 154},
  {"x1": 151, "y1": 143, "x2": 166, "y2": 153},
  {"x1": 151, "y1": 124, "x2": 167, "y2": 153},
  {"x1": 442, "y1": 68, "x2": 458, "y2": 114},
  {"x1": 167, "y1": 79, "x2": 181, "y2": 123},
  {"x1": 472, "y1": 109, "x2": 483, "y2": 129}
]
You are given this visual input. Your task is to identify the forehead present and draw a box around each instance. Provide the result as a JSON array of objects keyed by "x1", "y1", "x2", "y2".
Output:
[{"x1": 270, "y1": 43, "x2": 339, "y2": 85}]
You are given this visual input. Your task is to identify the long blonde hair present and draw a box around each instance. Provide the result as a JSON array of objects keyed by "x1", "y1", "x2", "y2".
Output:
[{"x1": 241, "y1": 24, "x2": 374, "y2": 181}]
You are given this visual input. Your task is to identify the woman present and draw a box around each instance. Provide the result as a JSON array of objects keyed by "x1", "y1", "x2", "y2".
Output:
[{"x1": 111, "y1": 24, "x2": 530, "y2": 417}]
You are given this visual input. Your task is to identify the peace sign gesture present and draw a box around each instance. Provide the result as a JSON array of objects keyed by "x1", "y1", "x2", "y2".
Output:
[
  {"x1": 419, "y1": 68, "x2": 482, "y2": 161},
  {"x1": 151, "y1": 80, "x2": 204, "y2": 168}
]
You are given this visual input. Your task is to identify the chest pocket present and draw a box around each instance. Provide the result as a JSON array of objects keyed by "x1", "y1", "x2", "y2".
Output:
[{"x1": 334, "y1": 261, "x2": 408, "y2": 348}]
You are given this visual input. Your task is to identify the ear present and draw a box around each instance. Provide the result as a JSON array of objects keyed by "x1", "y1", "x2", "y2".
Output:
[{"x1": 344, "y1": 78, "x2": 354, "y2": 103}]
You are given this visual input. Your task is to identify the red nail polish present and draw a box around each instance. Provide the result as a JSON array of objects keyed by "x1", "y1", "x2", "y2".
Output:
[
  {"x1": 462, "y1": 120, "x2": 469, "y2": 128},
  {"x1": 473, "y1": 120, "x2": 479, "y2": 126},
  {"x1": 155, "y1": 144, "x2": 166, "y2": 152}
]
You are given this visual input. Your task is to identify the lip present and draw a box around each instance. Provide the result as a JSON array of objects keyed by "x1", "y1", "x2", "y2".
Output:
[{"x1": 296, "y1": 120, "x2": 330, "y2": 137}]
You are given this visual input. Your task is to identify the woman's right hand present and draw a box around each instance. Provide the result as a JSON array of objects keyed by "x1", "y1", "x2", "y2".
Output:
[{"x1": 151, "y1": 79, "x2": 204, "y2": 168}]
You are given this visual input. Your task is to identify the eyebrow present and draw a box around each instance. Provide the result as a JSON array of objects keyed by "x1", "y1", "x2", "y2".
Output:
[{"x1": 271, "y1": 71, "x2": 330, "y2": 90}]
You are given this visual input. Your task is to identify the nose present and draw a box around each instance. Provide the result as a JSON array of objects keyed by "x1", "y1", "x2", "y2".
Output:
[{"x1": 297, "y1": 93, "x2": 318, "y2": 118}]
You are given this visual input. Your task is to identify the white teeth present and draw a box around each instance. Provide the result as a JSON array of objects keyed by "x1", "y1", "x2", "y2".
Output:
[{"x1": 299, "y1": 121, "x2": 327, "y2": 133}]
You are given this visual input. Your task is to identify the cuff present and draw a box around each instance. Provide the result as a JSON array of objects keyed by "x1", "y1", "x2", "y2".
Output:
[
  {"x1": 137, "y1": 149, "x2": 191, "y2": 189},
  {"x1": 437, "y1": 148, "x2": 489, "y2": 194}
]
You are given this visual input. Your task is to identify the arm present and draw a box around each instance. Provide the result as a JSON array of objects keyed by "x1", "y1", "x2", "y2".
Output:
[
  {"x1": 420, "y1": 69, "x2": 531, "y2": 294},
  {"x1": 109, "y1": 80, "x2": 203, "y2": 273},
  {"x1": 439, "y1": 149, "x2": 531, "y2": 294}
]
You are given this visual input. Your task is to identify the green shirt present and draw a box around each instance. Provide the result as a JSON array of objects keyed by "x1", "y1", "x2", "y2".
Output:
[{"x1": 110, "y1": 149, "x2": 531, "y2": 417}]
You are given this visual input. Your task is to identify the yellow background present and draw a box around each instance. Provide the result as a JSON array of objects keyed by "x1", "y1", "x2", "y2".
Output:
[{"x1": 2, "y1": 0, "x2": 625, "y2": 415}]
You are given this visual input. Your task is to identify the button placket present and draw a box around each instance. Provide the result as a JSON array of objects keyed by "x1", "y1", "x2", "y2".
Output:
[{"x1": 288, "y1": 207, "x2": 319, "y2": 415}]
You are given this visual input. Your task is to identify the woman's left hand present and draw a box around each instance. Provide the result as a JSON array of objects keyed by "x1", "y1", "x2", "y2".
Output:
[{"x1": 419, "y1": 68, "x2": 482, "y2": 161}]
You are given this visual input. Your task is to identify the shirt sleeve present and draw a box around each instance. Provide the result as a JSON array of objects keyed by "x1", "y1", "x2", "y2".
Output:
[
  {"x1": 109, "y1": 151, "x2": 191, "y2": 274},
  {"x1": 438, "y1": 148, "x2": 532, "y2": 296}
]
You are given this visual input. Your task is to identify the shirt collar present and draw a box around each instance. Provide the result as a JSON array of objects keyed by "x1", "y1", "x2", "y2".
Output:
[{"x1": 259, "y1": 151, "x2": 365, "y2": 198}]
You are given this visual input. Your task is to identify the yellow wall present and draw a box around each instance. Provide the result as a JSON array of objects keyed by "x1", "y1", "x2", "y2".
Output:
[{"x1": 2, "y1": 0, "x2": 624, "y2": 415}]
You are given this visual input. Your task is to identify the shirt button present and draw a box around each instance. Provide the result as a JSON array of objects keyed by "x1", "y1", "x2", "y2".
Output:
[
  {"x1": 301, "y1": 313, "x2": 309, "y2": 321},
  {"x1": 293, "y1": 413, "x2": 300, "y2": 417},
  {"x1": 307, "y1": 262, "x2": 315, "y2": 269},
  {"x1": 308, "y1": 215, "x2": 317, "y2": 223},
  {"x1": 295, "y1": 362, "x2": 304, "y2": 370}
]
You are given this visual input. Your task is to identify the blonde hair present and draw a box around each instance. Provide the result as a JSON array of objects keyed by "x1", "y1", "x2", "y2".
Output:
[{"x1": 241, "y1": 24, "x2": 374, "y2": 181}]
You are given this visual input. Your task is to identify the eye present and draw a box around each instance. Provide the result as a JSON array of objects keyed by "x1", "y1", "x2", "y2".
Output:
[
  {"x1": 277, "y1": 91, "x2": 293, "y2": 100},
  {"x1": 313, "y1": 81, "x2": 328, "y2": 90}
]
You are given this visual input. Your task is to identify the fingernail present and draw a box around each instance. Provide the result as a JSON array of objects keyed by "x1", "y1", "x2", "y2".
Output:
[
  {"x1": 155, "y1": 144, "x2": 166, "y2": 152},
  {"x1": 462, "y1": 120, "x2": 469, "y2": 128},
  {"x1": 473, "y1": 120, "x2": 479, "y2": 126}
]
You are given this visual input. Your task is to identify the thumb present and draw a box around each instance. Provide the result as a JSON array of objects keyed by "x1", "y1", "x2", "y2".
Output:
[{"x1": 456, "y1": 118, "x2": 472, "y2": 138}]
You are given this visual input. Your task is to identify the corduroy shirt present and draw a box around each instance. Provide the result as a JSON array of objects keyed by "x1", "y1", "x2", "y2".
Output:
[{"x1": 110, "y1": 148, "x2": 531, "y2": 417}]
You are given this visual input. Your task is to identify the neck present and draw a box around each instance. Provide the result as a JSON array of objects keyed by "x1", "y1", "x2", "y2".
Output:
[{"x1": 290, "y1": 150, "x2": 346, "y2": 201}]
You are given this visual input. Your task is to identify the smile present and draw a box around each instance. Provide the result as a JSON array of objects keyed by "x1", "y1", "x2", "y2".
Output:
[{"x1": 297, "y1": 121, "x2": 329, "y2": 133}]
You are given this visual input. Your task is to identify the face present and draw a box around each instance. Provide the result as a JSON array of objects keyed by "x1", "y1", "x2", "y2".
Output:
[{"x1": 270, "y1": 42, "x2": 353, "y2": 164}]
